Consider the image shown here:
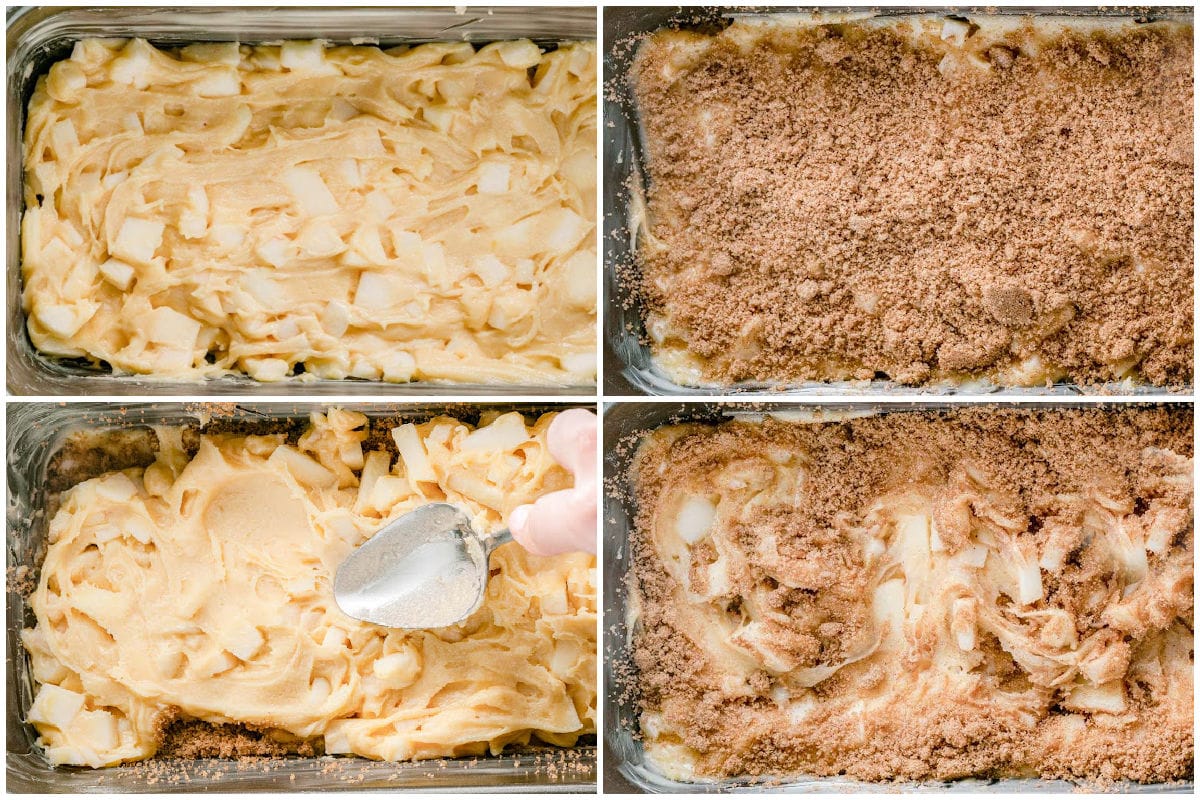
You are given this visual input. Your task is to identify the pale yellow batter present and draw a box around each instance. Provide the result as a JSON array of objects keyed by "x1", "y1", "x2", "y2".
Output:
[
  {"x1": 23, "y1": 38, "x2": 596, "y2": 384},
  {"x1": 23, "y1": 410, "x2": 596, "y2": 767}
]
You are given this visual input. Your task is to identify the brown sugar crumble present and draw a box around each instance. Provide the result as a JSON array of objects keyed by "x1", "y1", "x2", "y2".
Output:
[
  {"x1": 627, "y1": 406, "x2": 1193, "y2": 783},
  {"x1": 630, "y1": 16, "x2": 1193, "y2": 387}
]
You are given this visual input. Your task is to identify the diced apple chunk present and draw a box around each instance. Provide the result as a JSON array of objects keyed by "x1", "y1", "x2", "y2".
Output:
[
  {"x1": 546, "y1": 209, "x2": 587, "y2": 253},
  {"x1": 346, "y1": 225, "x2": 388, "y2": 264},
  {"x1": 422, "y1": 241, "x2": 446, "y2": 273},
  {"x1": 280, "y1": 166, "x2": 339, "y2": 217},
  {"x1": 1016, "y1": 560, "x2": 1044, "y2": 605},
  {"x1": 110, "y1": 43, "x2": 151, "y2": 88},
  {"x1": 423, "y1": 105, "x2": 454, "y2": 132},
  {"x1": 244, "y1": 357, "x2": 289, "y2": 382},
  {"x1": 243, "y1": 270, "x2": 285, "y2": 309},
  {"x1": 550, "y1": 638, "x2": 581, "y2": 677},
  {"x1": 374, "y1": 647, "x2": 422, "y2": 688},
  {"x1": 112, "y1": 217, "x2": 164, "y2": 265},
  {"x1": 194, "y1": 68, "x2": 241, "y2": 97},
  {"x1": 514, "y1": 258, "x2": 536, "y2": 284},
  {"x1": 178, "y1": 186, "x2": 210, "y2": 239},
  {"x1": 280, "y1": 40, "x2": 332, "y2": 73},
  {"x1": 93, "y1": 524, "x2": 121, "y2": 543},
  {"x1": 370, "y1": 475, "x2": 410, "y2": 511},
  {"x1": 74, "y1": 710, "x2": 119, "y2": 752},
  {"x1": 476, "y1": 161, "x2": 510, "y2": 195},
  {"x1": 211, "y1": 223, "x2": 246, "y2": 250},
  {"x1": 951, "y1": 597, "x2": 977, "y2": 651},
  {"x1": 563, "y1": 249, "x2": 595, "y2": 307},
  {"x1": 323, "y1": 723, "x2": 353, "y2": 755},
  {"x1": 46, "y1": 61, "x2": 87, "y2": 103},
  {"x1": 225, "y1": 623, "x2": 264, "y2": 661},
  {"x1": 28, "y1": 684, "x2": 85, "y2": 730},
  {"x1": 298, "y1": 220, "x2": 345, "y2": 257},
  {"x1": 319, "y1": 299, "x2": 351, "y2": 338},
  {"x1": 940, "y1": 18, "x2": 971, "y2": 47},
  {"x1": 307, "y1": 676, "x2": 331, "y2": 706},
  {"x1": 676, "y1": 496, "x2": 717, "y2": 544},
  {"x1": 1065, "y1": 682, "x2": 1127, "y2": 714},
  {"x1": 146, "y1": 306, "x2": 200, "y2": 349},
  {"x1": 269, "y1": 445, "x2": 336, "y2": 486},
  {"x1": 354, "y1": 272, "x2": 395, "y2": 310},
  {"x1": 463, "y1": 412, "x2": 528, "y2": 452},
  {"x1": 255, "y1": 237, "x2": 291, "y2": 267},
  {"x1": 392, "y1": 424, "x2": 437, "y2": 483},
  {"x1": 94, "y1": 473, "x2": 137, "y2": 502},
  {"x1": 378, "y1": 351, "x2": 416, "y2": 382},
  {"x1": 560, "y1": 350, "x2": 596, "y2": 378},
  {"x1": 206, "y1": 650, "x2": 238, "y2": 676},
  {"x1": 98, "y1": 258, "x2": 136, "y2": 291},
  {"x1": 496, "y1": 39, "x2": 542, "y2": 69},
  {"x1": 50, "y1": 119, "x2": 79, "y2": 158},
  {"x1": 541, "y1": 582, "x2": 569, "y2": 615},
  {"x1": 37, "y1": 302, "x2": 97, "y2": 338},
  {"x1": 471, "y1": 254, "x2": 509, "y2": 287}
]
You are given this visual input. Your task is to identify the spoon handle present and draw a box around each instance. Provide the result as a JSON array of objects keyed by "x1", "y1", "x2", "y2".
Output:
[{"x1": 486, "y1": 528, "x2": 513, "y2": 551}]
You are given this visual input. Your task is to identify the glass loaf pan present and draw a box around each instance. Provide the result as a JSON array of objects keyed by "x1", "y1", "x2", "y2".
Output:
[
  {"x1": 6, "y1": 5, "x2": 597, "y2": 396},
  {"x1": 602, "y1": 400, "x2": 1194, "y2": 793},
  {"x1": 7, "y1": 401, "x2": 597, "y2": 792},
  {"x1": 601, "y1": 6, "x2": 1193, "y2": 396}
]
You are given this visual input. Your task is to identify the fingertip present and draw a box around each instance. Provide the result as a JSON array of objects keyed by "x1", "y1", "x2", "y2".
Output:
[
  {"x1": 508, "y1": 504, "x2": 531, "y2": 537},
  {"x1": 548, "y1": 408, "x2": 598, "y2": 473}
]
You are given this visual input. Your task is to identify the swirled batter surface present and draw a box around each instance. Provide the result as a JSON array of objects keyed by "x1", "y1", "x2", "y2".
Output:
[
  {"x1": 23, "y1": 38, "x2": 596, "y2": 384},
  {"x1": 23, "y1": 410, "x2": 596, "y2": 767},
  {"x1": 629, "y1": 408, "x2": 1192, "y2": 783}
]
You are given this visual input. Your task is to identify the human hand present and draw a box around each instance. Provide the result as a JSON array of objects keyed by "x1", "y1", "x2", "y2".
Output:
[{"x1": 508, "y1": 408, "x2": 597, "y2": 556}]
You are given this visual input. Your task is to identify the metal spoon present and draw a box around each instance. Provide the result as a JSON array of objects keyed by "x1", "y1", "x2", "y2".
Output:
[{"x1": 333, "y1": 503, "x2": 513, "y2": 629}]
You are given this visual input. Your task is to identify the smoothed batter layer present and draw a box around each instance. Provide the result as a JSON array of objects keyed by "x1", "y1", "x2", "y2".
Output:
[
  {"x1": 629, "y1": 408, "x2": 1192, "y2": 783},
  {"x1": 23, "y1": 410, "x2": 596, "y2": 767},
  {"x1": 23, "y1": 38, "x2": 596, "y2": 384}
]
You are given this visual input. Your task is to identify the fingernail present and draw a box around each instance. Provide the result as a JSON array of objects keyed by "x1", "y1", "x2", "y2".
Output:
[{"x1": 509, "y1": 504, "x2": 530, "y2": 535}]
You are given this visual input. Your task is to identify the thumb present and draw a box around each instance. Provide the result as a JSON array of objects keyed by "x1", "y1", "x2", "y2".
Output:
[
  {"x1": 546, "y1": 408, "x2": 597, "y2": 484},
  {"x1": 509, "y1": 486, "x2": 596, "y2": 556}
]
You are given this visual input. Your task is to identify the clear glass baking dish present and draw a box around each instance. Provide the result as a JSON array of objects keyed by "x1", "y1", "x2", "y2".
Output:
[
  {"x1": 601, "y1": 400, "x2": 1194, "y2": 793},
  {"x1": 5, "y1": 5, "x2": 597, "y2": 396},
  {"x1": 601, "y1": 6, "x2": 1194, "y2": 397},
  {"x1": 6, "y1": 401, "x2": 597, "y2": 792}
]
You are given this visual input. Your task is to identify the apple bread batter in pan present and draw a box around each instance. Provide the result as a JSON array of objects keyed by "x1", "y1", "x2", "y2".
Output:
[
  {"x1": 23, "y1": 38, "x2": 596, "y2": 384},
  {"x1": 24, "y1": 410, "x2": 596, "y2": 767}
]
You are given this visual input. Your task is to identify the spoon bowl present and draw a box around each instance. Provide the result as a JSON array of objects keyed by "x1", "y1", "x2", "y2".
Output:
[{"x1": 333, "y1": 503, "x2": 512, "y2": 629}]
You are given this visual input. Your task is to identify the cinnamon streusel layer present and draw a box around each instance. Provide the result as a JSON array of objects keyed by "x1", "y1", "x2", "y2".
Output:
[{"x1": 631, "y1": 15, "x2": 1192, "y2": 388}]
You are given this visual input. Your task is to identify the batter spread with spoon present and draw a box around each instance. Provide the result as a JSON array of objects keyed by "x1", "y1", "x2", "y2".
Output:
[{"x1": 23, "y1": 410, "x2": 596, "y2": 767}]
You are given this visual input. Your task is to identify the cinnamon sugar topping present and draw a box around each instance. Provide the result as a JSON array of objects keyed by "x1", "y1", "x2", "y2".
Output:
[
  {"x1": 631, "y1": 16, "x2": 1193, "y2": 387},
  {"x1": 628, "y1": 407, "x2": 1193, "y2": 783}
]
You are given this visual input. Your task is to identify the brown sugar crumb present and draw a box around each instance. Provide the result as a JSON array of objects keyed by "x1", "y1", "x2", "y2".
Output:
[
  {"x1": 630, "y1": 17, "x2": 1193, "y2": 387},
  {"x1": 156, "y1": 719, "x2": 320, "y2": 760},
  {"x1": 626, "y1": 406, "x2": 1193, "y2": 783}
]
